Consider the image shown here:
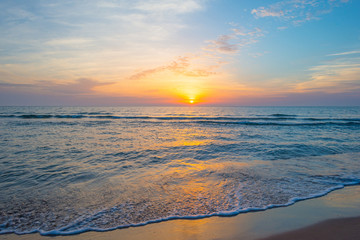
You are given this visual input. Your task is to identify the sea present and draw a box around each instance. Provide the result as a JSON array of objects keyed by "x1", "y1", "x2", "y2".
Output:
[{"x1": 0, "y1": 106, "x2": 360, "y2": 235}]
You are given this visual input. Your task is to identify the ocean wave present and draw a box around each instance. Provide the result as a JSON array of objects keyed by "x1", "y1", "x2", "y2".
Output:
[
  {"x1": 194, "y1": 121, "x2": 360, "y2": 126},
  {"x1": 0, "y1": 114, "x2": 359, "y2": 123},
  {"x1": 270, "y1": 113, "x2": 298, "y2": 117},
  {"x1": 1, "y1": 181, "x2": 359, "y2": 236}
]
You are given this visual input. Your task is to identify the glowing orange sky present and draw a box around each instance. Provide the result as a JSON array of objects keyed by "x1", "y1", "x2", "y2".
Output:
[{"x1": 0, "y1": 0, "x2": 359, "y2": 106}]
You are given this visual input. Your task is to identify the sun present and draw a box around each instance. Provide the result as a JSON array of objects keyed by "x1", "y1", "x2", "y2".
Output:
[{"x1": 173, "y1": 86, "x2": 204, "y2": 105}]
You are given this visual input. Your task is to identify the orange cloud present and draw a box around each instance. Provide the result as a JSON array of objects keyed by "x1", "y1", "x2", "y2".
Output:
[
  {"x1": 296, "y1": 58, "x2": 360, "y2": 93},
  {"x1": 129, "y1": 56, "x2": 216, "y2": 81}
]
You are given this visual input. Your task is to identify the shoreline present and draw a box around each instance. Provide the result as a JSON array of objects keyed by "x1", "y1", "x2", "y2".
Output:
[{"x1": 2, "y1": 185, "x2": 360, "y2": 240}]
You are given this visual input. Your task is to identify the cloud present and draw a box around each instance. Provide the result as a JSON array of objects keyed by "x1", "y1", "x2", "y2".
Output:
[
  {"x1": 45, "y1": 38, "x2": 93, "y2": 47},
  {"x1": 0, "y1": 87, "x2": 166, "y2": 106},
  {"x1": 1, "y1": 4, "x2": 38, "y2": 23},
  {"x1": 251, "y1": 0, "x2": 349, "y2": 25},
  {"x1": 0, "y1": 82, "x2": 35, "y2": 88},
  {"x1": 296, "y1": 56, "x2": 360, "y2": 93},
  {"x1": 203, "y1": 27, "x2": 264, "y2": 54},
  {"x1": 327, "y1": 50, "x2": 360, "y2": 56},
  {"x1": 134, "y1": 0, "x2": 203, "y2": 14},
  {"x1": 218, "y1": 91, "x2": 360, "y2": 106},
  {"x1": 251, "y1": 7, "x2": 284, "y2": 18},
  {"x1": 129, "y1": 56, "x2": 217, "y2": 81},
  {"x1": 328, "y1": 0, "x2": 349, "y2": 3},
  {"x1": 249, "y1": 51, "x2": 269, "y2": 58},
  {"x1": 0, "y1": 77, "x2": 172, "y2": 106},
  {"x1": 0, "y1": 78, "x2": 114, "y2": 96},
  {"x1": 204, "y1": 35, "x2": 238, "y2": 54}
]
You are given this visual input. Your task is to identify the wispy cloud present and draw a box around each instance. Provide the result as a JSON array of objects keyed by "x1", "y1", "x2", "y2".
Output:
[
  {"x1": 327, "y1": 50, "x2": 360, "y2": 56},
  {"x1": 129, "y1": 56, "x2": 217, "y2": 81},
  {"x1": 0, "y1": 79, "x2": 164, "y2": 106},
  {"x1": 203, "y1": 27, "x2": 264, "y2": 54},
  {"x1": 134, "y1": 0, "x2": 203, "y2": 14},
  {"x1": 0, "y1": 78, "x2": 114, "y2": 96},
  {"x1": 45, "y1": 38, "x2": 93, "y2": 47},
  {"x1": 0, "y1": 0, "x2": 206, "y2": 50},
  {"x1": 251, "y1": 7, "x2": 284, "y2": 18},
  {"x1": 204, "y1": 34, "x2": 238, "y2": 54},
  {"x1": 251, "y1": 0, "x2": 349, "y2": 25},
  {"x1": 296, "y1": 56, "x2": 360, "y2": 93}
]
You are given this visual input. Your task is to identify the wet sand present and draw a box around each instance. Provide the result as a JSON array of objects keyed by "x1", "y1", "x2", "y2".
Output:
[
  {"x1": 2, "y1": 185, "x2": 360, "y2": 240},
  {"x1": 260, "y1": 216, "x2": 360, "y2": 240}
]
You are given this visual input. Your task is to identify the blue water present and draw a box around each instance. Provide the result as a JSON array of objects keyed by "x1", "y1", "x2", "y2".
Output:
[{"x1": 0, "y1": 106, "x2": 360, "y2": 235}]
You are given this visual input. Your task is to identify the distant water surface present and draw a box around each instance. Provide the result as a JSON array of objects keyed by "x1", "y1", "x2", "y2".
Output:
[{"x1": 0, "y1": 106, "x2": 360, "y2": 235}]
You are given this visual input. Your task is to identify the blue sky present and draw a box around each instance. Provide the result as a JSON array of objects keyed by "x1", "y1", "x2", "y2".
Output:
[{"x1": 0, "y1": 0, "x2": 359, "y2": 106}]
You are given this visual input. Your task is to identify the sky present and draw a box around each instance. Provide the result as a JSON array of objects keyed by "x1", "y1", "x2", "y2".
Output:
[{"x1": 0, "y1": 0, "x2": 359, "y2": 106}]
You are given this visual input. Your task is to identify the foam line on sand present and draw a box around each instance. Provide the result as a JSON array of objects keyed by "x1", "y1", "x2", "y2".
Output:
[{"x1": 2, "y1": 185, "x2": 360, "y2": 240}]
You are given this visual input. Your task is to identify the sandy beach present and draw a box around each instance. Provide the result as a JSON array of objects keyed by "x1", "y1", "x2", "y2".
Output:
[
  {"x1": 1, "y1": 185, "x2": 360, "y2": 240},
  {"x1": 260, "y1": 216, "x2": 360, "y2": 240}
]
